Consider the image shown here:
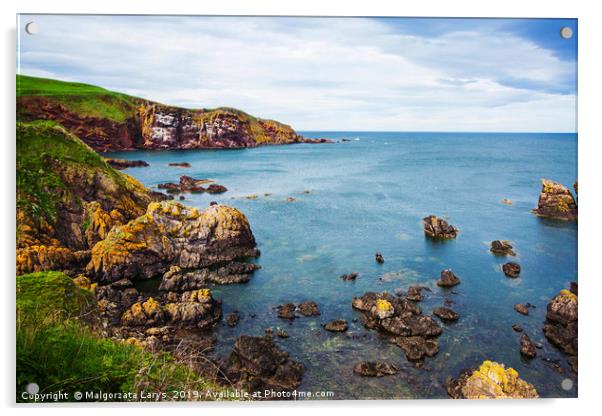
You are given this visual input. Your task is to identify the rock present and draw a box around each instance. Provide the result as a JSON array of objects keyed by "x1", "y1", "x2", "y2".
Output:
[
  {"x1": 87, "y1": 201, "x2": 259, "y2": 283},
  {"x1": 353, "y1": 362, "x2": 398, "y2": 377},
  {"x1": 297, "y1": 301, "x2": 320, "y2": 317},
  {"x1": 514, "y1": 304, "x2": 529, "y2": 315},
  {"x1": 520, "y1": 334, "x2": 537, "y2": 358},
  {"x1": 570, "y1": 281, "x2": 578, "y2": 296},
  {"x1": 340, "y1": 272, "x2": 359, "y2": 281},
  {"x1": 168, "y1": 162, "x2": 191, "y2": 167},
  {"x1": 277, "y1": 303, "x2": 297, "y2": 320},
  {"x1": 276, "y1": 329, "x2": 289, "y2": 339},
  {"x1": 286, "y1": 197, "x2": 296, "y2": 202},
  {"x1": 163, "y1": 289, "x2": 222, "y2": 329},
  {"x1": 533, "y1": 179, "x2": 577, "y2": 221},
  {"x1": 447, "y1": 360, "x2": 538, "y2": 399},
  {"x1": 433, "y1": 307, "x2": 460, "y2": 322},
  {"x1": 501, "y1": 199, "x2": 513, "y2": 205},
  {"x1": 352, "y1": 291, "x2": 442, "y2": 361},
  {"x1": 436, "y1": 269, "x2": 461, "y2": 287},
  {"x1": 406, "y1": 285, "x2": 425, "y2": 302},
  {"x1": 159, "y1": 262, "x2": 260, "y2": 291},
  {"x1": 422, "y1": 215, "x2": 458, "y2": 239},
  {"x1": 512, "y1": 324, "x2": 523, "y2": 333},
  {"x1": 490, "y1": 240, "x2": 516, "y2": 256},
  {"x1": 375, "y1": 252, "x2": 384, "y2": 263},
  {"x1": 323, "y1": 319, "x2": 348, "y2": 332},
  {"x1": 222, "y1": 336, "x2": 304, "y2": 395},
  {"x1": 302, "y1": 137, "x2": 334, "y2": 144},
  {"x1": 104, "y1": 158, "x2": 149, "y2": 170},
  {"x1": 121, "y1": 297, "x2": 165, "y2": 327},
  {"x1": 206, "y1": 184, "x2": 228, "y2": 194},
  {"x1": 543, "y1": 288, "x2": 578, "y2": 367},
  {"x1": 226, "y1": 312, "x2": 239, "y2": 327},
  {"x1": 502, "y1": 262, "x2": 521, "y2": 278},
  {"x1": 179, "y1": 195, "x2": 185, "y2": 200}
]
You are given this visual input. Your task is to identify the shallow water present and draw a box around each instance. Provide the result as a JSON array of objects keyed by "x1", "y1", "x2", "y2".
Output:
[{"x1": 106, "y1": 131, "x2": 577, "y2": 399}]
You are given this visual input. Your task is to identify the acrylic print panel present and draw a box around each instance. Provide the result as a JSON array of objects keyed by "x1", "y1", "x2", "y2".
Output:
[{"x1": 16, "y1": 15, "x2": 577, "y2": 402}]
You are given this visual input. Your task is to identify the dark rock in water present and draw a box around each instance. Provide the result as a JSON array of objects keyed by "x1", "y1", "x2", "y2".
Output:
[
  {"x1": 277, "y1": 303, "x2": 297, "y2": 320},
  {"x1": 297, "y1": 301, "x2": 320, "y2": 317},
  {"x1": 206, "y1": 184, "x2": 228, "y2": 194},
  {"x1": 352, "y1": 291, "x2": 442, "y2": 361},
  {"x1": 158, "y1": 175, "x2": 227, "y2": 194},
  {"x1": 302, "y1": 137, "x2": 334, "y2": 144},
  {"x1": 375, "y1": 252, "x2": 384, "y2": 264},
  {"x1": 210, "y1": 201, "x2": 218, "y2": 206},
  {"x1": 570, "y1": 281, "x2": 578, "y2": 296},
  {"x1": 276, "y1": 329, "x2": 289, "y2": 338},
  {"x1": 422, "y1": 215, "x2": 458, "y2": 239},
  {"x1": 323, "y1": 319, "x2": 348, "y2": 332},
  {"x1": 433, "y1": 307, "x2": 459, "y2": 322},
  {"x1": 226, "y1": 312, "x2": 239, "y2": 327},
  {"x1": 168, "y1": 162, "x2": 191, "y2": 167},
  {"x1": 407, "y1": 285, "x2": 425, "y2": 302},
  {"x1": 514, "y1": 304, "x2": 529, "y2": 315},
  {"x1": 502, "y1": 262, "x2": 521, "y2": 278},
  {"x1": 340, "y1": 272, "x2": 359, "y2": 281},
  {"x1": 179, "y1": 195, "x2": 185, "y2": 200},
  {"x1": 436, "y1": 269, "x2": 461, "y2": 287},
  {"x1": 520, "y1": 334, "x2": 537, "y2": 358},
  {"x1": 222, "y1": 335, "x2": 304, "y2": 396},
  {"x1": 159, "y1": 262, "x2": 260, "y2": 291},
  {"x1": 533, "y1": 179, "x2": 577, "y2": 221},
  {"x1": 490, "y1": 240, "x2": 516, "y2": 256},
  {"x1": 105, "y1": 158, "x2": 149, "y2": 170},
  {"x1": 512, "y1": 324, "x2": 523, "y2": 333},
  {"x1": 447, "y1": 361, "x2": 538, "y2": 399},
  {"x1": 353, "y1": 361, "x2": 398, "y2": 377},
  {"x1": 543, "y1": 288, "x2": 578, "y2": 371}
]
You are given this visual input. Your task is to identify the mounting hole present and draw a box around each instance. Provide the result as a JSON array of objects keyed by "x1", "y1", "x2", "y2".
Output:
[
  {"x1": 560, "y1": 26, "x2": 573, "y2": 39},
  {"x1": 561, "y1": 378, "x2": 574, "y2": 390},
  {"x1": 25, "y1": 22, "x2": 39, "y2": 35}
]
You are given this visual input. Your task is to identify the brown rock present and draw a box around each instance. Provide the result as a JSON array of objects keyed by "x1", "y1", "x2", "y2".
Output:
[
  {"x1": 533, "y1": 179, "x2": 577, "y2": 221},
  {"x1": 490, "y1": 240, "x2": 516, "y2": 256},
  {"x1": 277, "y1": 303, "x2": 297, "y2": 320},
  {"x1": 323, "y1": 319, "x2": 348, "y2": 332},
  {"x1": 433, "y1": 307, "x2": 460, "y2": 322},
  {"x1": 422, "y1": 215, "x2": 458, "y2": 239},
  {"x1": 297, "y1": 301, "x2": 320, "y2": 317},
  {"x1": 514, "y1": 304, "x2": 529, "y2": 315},
  {"x1": 375, "y1": 252, "x2": 384, "y2": 263},
  {"x1": 520, "y1": 334, "x2": 537, "y2": 359},
  {"x1": 502, "y1": 262, "x2": 521, "y2": 278},
  {"x1": 353, "y1": 361, "x2": 398, "y2": 377},
  {"x1": 340, "y1": 272, "x2": 358, "y2": 281},
  {"x1": 437, "y1": 269, "x2": 461, "y2": 287}
]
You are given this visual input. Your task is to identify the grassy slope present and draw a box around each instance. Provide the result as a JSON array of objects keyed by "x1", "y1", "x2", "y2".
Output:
[{"x1": 17, "y1": 272, "x2": 232, "y2": 402}]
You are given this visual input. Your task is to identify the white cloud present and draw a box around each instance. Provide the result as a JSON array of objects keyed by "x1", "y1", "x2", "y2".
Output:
[{"x1": 18, "y1": 15, "x2": 576, "y2": 132}]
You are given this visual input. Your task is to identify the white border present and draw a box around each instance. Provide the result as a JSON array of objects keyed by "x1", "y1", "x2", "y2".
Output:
[{"x1": 2, "y1": 1, "x2": 601, "y2": 415}]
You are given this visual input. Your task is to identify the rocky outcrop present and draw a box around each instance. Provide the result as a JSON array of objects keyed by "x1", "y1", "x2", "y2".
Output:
[
  {"x1": 533, "y1": 179, "x2": 577, "y2": 221},
  {"x1": 159, "y1": 263, "x2": 260, "y2": 291},
  {"x1": 422, "y1": 215, "x2": 458, "y2": 239},
  {"x1": 375, "y1": 252, "x2": 384, "y2": 263},
  {"x1": 353, "y1": 362, "x2": 398, "y2": 377},
  {"x1": 433, "y1": 307, "x2": 460, "y2": 322},
  {"x1": 437, "y1": 269, "x2": 461, "y2": 287},
  {"x1": 222, "y1": 336, "x2": 304, "y2": 396},
  {"x1": 447, "y1": 360, "x2": 538, "y2": 399},
  {"x1": 543, "y1": 286, "x2": 578, "y2": 372},
  {"x1": 340, "y1": 272, "x2": 358, "y2": 281},
  {"x1": 352, "y1": 291, "x2": 442, "y2": 361},
  {"x1": 323, "y1": 319, "x2": 348, "y2": 332},
  {"x1": 158, "y1": 176, "x2": 227, "y2": 194},
  {"x1": 519, "y1": 334, "x2": 537, "y2": 359},
  {"x1": 276, "y1": 301, "x2": 320, "y2": 319},
  {"x1": 168, "y1": 162, "x2": 191, "y2": 168},
  {"x1": 87, "y1": 201, "x2": 259, "y2": 283},
  {"x1": 490, "y1": 240, "x2": 516, "y2": 256},
  {"x1": 105, "y1": 158, "x2": 149, "y2": 170},
  {"x1": 502, "y1": 262, "x2": 521, "y2": 278}
]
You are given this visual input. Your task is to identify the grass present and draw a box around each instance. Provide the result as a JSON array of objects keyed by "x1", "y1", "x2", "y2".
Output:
[{"x1": 16, "y1": 271, "x2": 235, "y2": 402}]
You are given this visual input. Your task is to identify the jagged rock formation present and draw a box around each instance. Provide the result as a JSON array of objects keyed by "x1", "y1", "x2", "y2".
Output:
[
  {"x1": 490, "y1": 240, "x2": 516, "y2": 256},
  {"x1": 533, "y1": 179, "x2": 578, "y2": 221},
  {"x1": 18, "y1": 75, "x2": 304, "y2": 152},
  {"x1": 447, "y1": 360, "x2": 538, "y2": 399},
  {"x1": 543, "y1": 285, "x2": 578, "y2": 372},
  {"x1": 352, "y1": 291, "x2": 442, "y2": 361},
  {"x1": 87, "y1": 200, "x2": 259, "y2": 283},
  {"x1": 422, "y1": 215, "x2": 458, "y2": 239}
]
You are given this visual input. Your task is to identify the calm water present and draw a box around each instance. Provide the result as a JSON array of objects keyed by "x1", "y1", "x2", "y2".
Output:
[{"x1": 105, "y1": 132, "x2": 577, "y2": 399}]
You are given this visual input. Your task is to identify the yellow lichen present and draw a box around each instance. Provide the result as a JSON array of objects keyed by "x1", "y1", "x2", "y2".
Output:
[{"x1": 376, "y1": 299, "x2": 393, "y2": 312}]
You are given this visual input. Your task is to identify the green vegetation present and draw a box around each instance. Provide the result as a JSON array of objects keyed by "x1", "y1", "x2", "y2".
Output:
[
  {"x1": 17, "y1": 272, "x2": 233, "y2": 402},
  {"x1": 17, "y1": 74, "x2": 139, "y2": 122}
]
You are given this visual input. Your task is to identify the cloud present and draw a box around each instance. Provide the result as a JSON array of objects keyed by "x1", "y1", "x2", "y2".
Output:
[{"x1": 17, "y1": 15, "x2": 576, "y2": 132}]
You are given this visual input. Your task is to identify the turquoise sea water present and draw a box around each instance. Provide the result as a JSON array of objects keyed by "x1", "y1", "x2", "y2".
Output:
[{"x1": 105, "y1": 131, "x2": 577, "y2": 399}]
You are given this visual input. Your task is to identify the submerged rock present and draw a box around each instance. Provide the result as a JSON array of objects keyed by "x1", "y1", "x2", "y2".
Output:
[
  {"x1": 543, "y1": 287, "x2": 578, "y2": 372},
  {"x1": 422, "y1": 215, "x2": 458, "y2": 239},
  {"x1": 514, "y1": 304, "x2": 529, "y2": 315},
  {"x1": 297, "y1": 301, "x2": 320, "y2": 317},
  {"x1": 277, "y1": 301, "x2": 320, "y2": 319},
  {"x1": 168, "y1": 162, "x2": 191, "y2": 167},
  {"x1": 490, "y1": 240, "x2": 516, "y2": 256},
  {"x1": 512, "y1": 324, "x2": 523, "y2": 333},
  {"x1": 353, "y1": 361, "x2": 398, "y2": 377},
  {"x1": 406, "y1": 285, "x2": 425, "y2": 302},
  {"x1": 437, "y1": 269, "x2": 461, "y2": 287},
  {"x1": 520, "y1": 334, "x2": 537, "y2": 359},
  {"x1": 226, "y1": 312, "x2": 239, "y2": 327},
  {"x1": 87, "y1": 201, "x2": 258, "y2": 283},
  {"x1": 159, "y1": 262, "x2": 260, "y2": 292},
  {"x1": 277, "y1": 303, "x2": 297, "y2": 320},
  {"x1": 352, "y1": 291, "x2": 442, "y2": 361},
  {"x1": 222, "y1": 336, "x2": 304, "y2": 395},
  {"x1": 340, "y1": 272, "x2": 359, "y2": 281},
  {"x1": 105, "y1": 158, "x2": 149, "y2": 170},
  {"x1": 323, "y1": 319, "x2": 348, "y2": 332},
  {"x1": 447, "y1": 360, "x2": 538, "y2": 399},
  {"x1": 502, "y1": 262, "x2": 521, "y2": 278},
  {"x1": 433, "y1": 307, "x2": 460, "y2": 322},
  {"x1": 375, "y1": 252, "x2": 385, "y2": 264},
  {"x1": 533, "y1": 179, "x2": 577, "y2": 221}
]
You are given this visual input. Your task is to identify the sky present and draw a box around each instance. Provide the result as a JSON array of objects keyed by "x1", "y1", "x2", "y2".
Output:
[{"x1": 17, "y1": 15, "x2": 577, "y2": 132}]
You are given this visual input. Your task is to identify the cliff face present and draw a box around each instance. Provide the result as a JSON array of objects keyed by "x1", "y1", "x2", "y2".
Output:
[{"x1": 17, "y1": 75, "x2": 303, "y2": 152}]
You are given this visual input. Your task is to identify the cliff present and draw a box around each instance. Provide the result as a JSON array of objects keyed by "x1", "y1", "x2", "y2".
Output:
[{"x1": 17, "y1": 75, "x2": 303, "y2": 152}]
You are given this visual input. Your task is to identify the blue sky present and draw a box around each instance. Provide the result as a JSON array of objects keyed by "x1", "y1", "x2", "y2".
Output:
[{"x1": 17, "y1": 15, "x2": 577, "y2": 132}]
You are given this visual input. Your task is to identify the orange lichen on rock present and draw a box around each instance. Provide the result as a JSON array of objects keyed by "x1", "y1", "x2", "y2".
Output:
[
  {"x1": 16, "y1": 245, "x2": 90, "y2": 275},
  {"x1": 534, "y1": 179, "x2": 577, "y2": 221}
]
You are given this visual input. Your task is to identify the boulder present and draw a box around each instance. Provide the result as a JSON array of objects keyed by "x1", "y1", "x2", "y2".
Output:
[
  {"x1": 226, "y1": 312, "x2": 239, "y2": 327},
  {"x1": 121, "y1": 297, "x2": 165, "y2": 327},
  {"x1": 490, "y1": 240, "x2": 516, "y2": 256},
  {"x1": 277, "y1": 303, "x2": 297, "y2": 320},
  {"x1": 447, "y1": 360, "x2": 538, "y2": 399},
  {"x1": 375, "y1": 252, "x2": 384, "y2": 264},
  {"x1": 390, "y1": 336, "x2": 439, "y2": 361},
  {"x1": 437, "y1": 269, "x2": 461, "y2": 287},
  {"x1": 353, "y1": 362, "x2": 398, "y2": 377},
  {"x1": 340, "y1": 272, "x2": 359, "y2": 281},
  {"x1": 323, "y1": 319, "x2": 348, "y2": 332},
  {"x1": 297, "y1": 301, "x2": 320, "y2": 317},
  {"x1": 163, "y1": 289, "x2": 222, "y2": 329},
  {"x1": 514, "y1": 304, "x2": 529, "y2": 315},
  {"x1": 159, "y1": 262, "x2": 260, "y2": 291},
  {"x1": 502, "y1": 262, "x2": 521, "y2": 278},
  {"x1": 87, "y1": 201, "x2": 258, "y2": 283},
  {"x1": 422, "y1": 215, "x2": 458, "y2": 239},
  {"x1": 533, "y1": 179, "x2": 577, "y2": 221},
  {"x1": 543, "y1": 288, "x2": 578, "y2": 369},
  {"x1": 222, "y1": 336, "x2": 304, "y2": 395},
  {"x1": 520, "y1": 334, "x2": 537, "y2": 359},
  {"x1": 433, "y1": 307, "x2": 460, "y2": 322},
  {"x1": 406, "y1": 285, "x2": 425, "y2": 302}
]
